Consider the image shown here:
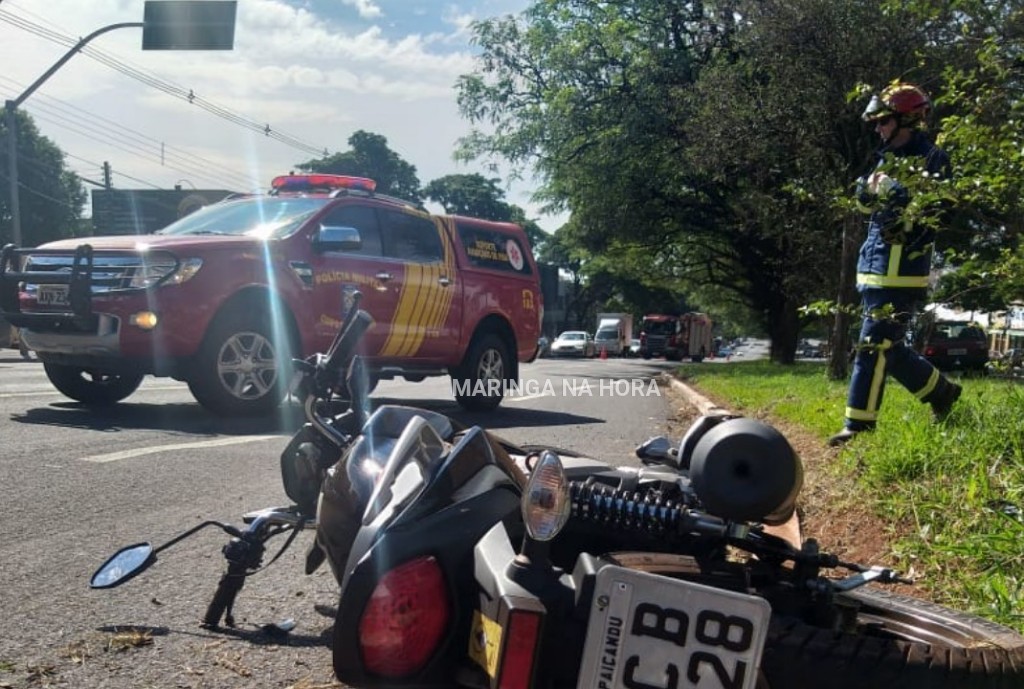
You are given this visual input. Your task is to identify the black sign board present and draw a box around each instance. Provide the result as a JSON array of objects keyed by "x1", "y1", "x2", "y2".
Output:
[
  {"x1": 142, "y1": 1, "x2": 237, "y2": 50},
  {"x1": 91, "y1": 189, "x2": 236, "y2": 236}
]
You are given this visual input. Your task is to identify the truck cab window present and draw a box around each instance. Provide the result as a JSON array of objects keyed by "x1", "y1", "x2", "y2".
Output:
[
  {"x1": 381, "y1": 211, "x2": 443, "y2": 263},
  {"x1": 321, "y1": 205, "x2": 383, "y2": 256}
]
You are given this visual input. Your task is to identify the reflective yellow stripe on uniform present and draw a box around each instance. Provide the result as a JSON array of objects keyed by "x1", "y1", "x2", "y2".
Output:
[
  {"x1": 914, "y1": 367, "x2": 940, "y2": 400},
  {"x1": 845, "y1": 338, "x2": 892, "y2": 423},
  {"x1": 857, "y1": 243, "x2": 930, "y2": 288},
  {"x1": 846, "y1": 407, "x2": 878, "y2": 422},
  {"x1": 856, "y1": 273, "x2": 929, "y2": 288}
]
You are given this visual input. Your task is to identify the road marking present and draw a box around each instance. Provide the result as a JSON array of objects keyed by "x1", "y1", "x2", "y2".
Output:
[{"x1": 81, "y1": 435, "x2": 280, "y2": 463}]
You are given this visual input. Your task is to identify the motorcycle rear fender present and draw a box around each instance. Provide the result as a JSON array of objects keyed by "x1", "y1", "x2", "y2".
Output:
[
  {"x1": 332, "y1": 488, "x2": 521, "y2": 687},
  {"x1": 471, "y1": 522, "x2": 602, "y2": 688}
]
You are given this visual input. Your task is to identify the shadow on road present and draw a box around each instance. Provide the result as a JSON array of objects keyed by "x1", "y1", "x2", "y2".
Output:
[
  {"x1": 10, "y1": 395, "x2": 603, "y2": 433},
  {"x1": 9, "y1": 401, "x2": 307, "y2": 436},
  {"x1": 365, "y1": 396, "x2": 605, "y2": 429}
]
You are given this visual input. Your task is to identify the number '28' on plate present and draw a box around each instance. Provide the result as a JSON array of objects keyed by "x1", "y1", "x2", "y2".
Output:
[{"x1": 576, "y1": 566, "x2": 771, "y2": 689}]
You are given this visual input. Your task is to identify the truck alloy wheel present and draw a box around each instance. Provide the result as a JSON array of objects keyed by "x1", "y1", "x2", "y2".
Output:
[
  {"x1": 454, "y1": 334, "x2": 508, "y2": 412},
  {"x1": 43, "y1": 364, "x2": 144, "y2": 406},
  {"x1": 188, "y1": 311, "x2": 294, "y2": 416}
]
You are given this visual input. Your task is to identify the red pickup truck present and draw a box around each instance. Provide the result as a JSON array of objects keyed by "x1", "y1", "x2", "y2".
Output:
[{"x1": 0, "y1": 174, "x2": 542, "y2": 415}]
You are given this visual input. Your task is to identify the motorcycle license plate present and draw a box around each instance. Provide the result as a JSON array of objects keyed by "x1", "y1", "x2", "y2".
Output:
[
  {"x1": 576, "y1": 566, "x2": 770, "y2": 689},
  {"x1": 37, "y1": 285, "x2": 69, "y2": 306}
]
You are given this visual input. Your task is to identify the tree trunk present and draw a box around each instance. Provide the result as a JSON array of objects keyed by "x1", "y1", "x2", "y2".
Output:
[
  {"x1": 769, "y1": 299, "x2": 800, "y2": 364},
  {"x1": 828, "y1": 215, "x2": 861, "y2": 380}
]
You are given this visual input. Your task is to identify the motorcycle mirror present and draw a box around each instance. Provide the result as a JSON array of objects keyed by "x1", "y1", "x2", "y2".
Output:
[
  {"x1": 635, "y1": 436, "x2": 678, "y2": 467},
  {"x1": 90, "y1": 543, "x2": 156, "y2": 589},
  {"x1": 522, "y1": 451, "x2": 571, "y2": 541}
]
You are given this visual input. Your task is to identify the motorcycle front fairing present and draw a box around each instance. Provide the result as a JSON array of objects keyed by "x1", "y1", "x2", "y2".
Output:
[{"x1": 323, "y1": 411, "x2": 526, "y2": 687}]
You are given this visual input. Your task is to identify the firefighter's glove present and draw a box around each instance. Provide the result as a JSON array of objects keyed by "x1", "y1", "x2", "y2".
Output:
[{"x1": 880, "y1": 220, "x2": 908, "y2": 245}]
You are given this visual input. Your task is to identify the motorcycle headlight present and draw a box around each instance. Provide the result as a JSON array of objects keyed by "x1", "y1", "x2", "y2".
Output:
[{"x1": 129, "y1": 257, "x2": 203, "y2": 288}]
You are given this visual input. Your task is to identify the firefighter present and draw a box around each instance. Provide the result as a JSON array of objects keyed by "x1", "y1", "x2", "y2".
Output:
[{"x1": 829, "y1": 82, "x2": 961, "y2": 447}]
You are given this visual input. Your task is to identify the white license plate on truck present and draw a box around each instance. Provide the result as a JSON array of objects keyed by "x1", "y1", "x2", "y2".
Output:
[
  {"x1": 576, "y1": 566, "x2": 770, "y2": 689},
  {"x1": 37, "y1": 285, "x2": 70, "y2": 306}
]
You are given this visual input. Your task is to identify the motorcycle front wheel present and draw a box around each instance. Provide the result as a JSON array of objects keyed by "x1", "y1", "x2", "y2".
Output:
[{"x1": 608, "y1": 553, "x2": 1024, "y2": 688}]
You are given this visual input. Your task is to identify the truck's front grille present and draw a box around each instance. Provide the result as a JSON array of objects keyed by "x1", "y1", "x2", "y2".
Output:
[{"x1": 24, "y1": 253, "x2": 175, "y2": 295}]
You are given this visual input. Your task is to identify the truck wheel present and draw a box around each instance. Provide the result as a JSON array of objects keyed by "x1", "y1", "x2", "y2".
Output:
[
  {"x1": 43, "y1": 364, "x2": 144, "y2": 405},
  {"x1": 188, "y1": 310, "x2": 295, "y2": 416},
  {"x1": 453, "y1": 334, "x2": 509, "y2": 412}
]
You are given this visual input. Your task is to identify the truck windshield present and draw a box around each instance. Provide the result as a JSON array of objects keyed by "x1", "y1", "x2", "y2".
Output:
[
  {"x1": 155, "y1": 197, "x2": 328, "y2": 238},
  {"x1": 643, "y1": 320, "x2": 675, "y2": 336},
  {"x1": 596, "y1": 328, "x2": 617, "y2": 339}
]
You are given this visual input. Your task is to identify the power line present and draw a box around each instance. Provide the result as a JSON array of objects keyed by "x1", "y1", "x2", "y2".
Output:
[
  {"x1": 0, "y1": 74, "x2": 259, "y2": 188},
  {"x1": 0, "y1": 6, "x2": 332, "y2": 158}
]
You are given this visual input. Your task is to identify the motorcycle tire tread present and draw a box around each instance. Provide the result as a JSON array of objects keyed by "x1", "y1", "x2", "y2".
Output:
[
  {"x1": 762, "y1": 588, "x2": 1024, "y2": 689},
  {"x1": 605, "y1": 552, "x2": 1024, "y2": 688}
]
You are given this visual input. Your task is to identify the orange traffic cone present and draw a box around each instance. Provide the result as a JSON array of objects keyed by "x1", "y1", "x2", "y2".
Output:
[{"x1": 600, "y1": 346, "x2": 608, "y2": 360}]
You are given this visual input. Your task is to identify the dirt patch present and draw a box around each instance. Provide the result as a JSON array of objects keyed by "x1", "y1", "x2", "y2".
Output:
[{"x1": 662, "y1": 377, "x2": 922, "y2": 598}]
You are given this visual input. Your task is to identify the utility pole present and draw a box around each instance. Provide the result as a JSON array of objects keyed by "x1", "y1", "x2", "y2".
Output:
[{"x1": 5, "y1": 22, "x2": 144, "y2": 247}]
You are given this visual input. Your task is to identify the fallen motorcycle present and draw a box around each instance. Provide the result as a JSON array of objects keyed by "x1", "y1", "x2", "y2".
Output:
[{"x1": 93, "y1": 296, "x2": 1024, "y2": 689}]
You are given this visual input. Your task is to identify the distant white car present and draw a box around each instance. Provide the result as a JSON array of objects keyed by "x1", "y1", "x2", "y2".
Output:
[
  {"x1": 628, "y1": 338, "x2": 641, "y2": 357},
  {"x1": 550, "y1": 331, "x2": 595, "y2": 358}
]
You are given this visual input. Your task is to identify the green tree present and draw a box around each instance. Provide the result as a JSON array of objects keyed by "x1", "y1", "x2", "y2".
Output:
[
  {"x1": 424, "y1": 172, "x2": 549, "y2": 253},
  {"x1": 457, "y1": 0, "x2": 1024, "y2": 366},
  {"x1": 0, "y1": 110, "x2": 86, "y2": 247},
  {"x1": 423, "y1": 173, "x2": 511, "y2": 219},
  {"x1": 297, "y1": 130, "x2": 422, "y2": 202}
]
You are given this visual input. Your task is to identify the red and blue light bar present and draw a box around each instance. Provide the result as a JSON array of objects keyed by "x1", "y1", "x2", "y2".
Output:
[{"x1": 270, "y1": 174, "x2": 377, "y2": 193}]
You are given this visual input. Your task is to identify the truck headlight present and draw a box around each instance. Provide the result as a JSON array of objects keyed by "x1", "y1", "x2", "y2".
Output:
[{"x1": 128, "y1": 258, "x2": 203, "y2": 288}]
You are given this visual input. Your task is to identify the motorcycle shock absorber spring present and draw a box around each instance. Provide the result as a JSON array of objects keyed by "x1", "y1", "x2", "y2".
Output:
[{"x1": 568, "y1": 481, "x2": 689, "y2": 537}]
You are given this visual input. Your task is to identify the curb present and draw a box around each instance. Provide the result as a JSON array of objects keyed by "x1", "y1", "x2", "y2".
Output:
[{"x1": 662, "y1": 372, "x2": 731, "y2": 416}]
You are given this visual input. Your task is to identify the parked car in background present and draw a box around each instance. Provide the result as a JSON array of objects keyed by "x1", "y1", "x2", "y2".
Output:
[
  {"x1": 628, "y1": 338, "x2": 641, "y2": 357},
  {"x1": 921, "y1": 321, "x2": 989, "y2": 371},
  {"x1": 550, "y1": 331, "x2": 595, "y2": 358}
]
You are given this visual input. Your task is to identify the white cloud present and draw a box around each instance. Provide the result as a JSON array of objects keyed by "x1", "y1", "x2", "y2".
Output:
[
  {"x1": 0, "y1": 0, "x2": 565, "y2": 231},
  {"x1": 341, "y1": 0, "x2": 384, "y2": 20}
]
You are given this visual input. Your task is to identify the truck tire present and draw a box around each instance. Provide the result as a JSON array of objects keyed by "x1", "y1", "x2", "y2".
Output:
[
  {"x1": 43, "y1": 364, "x2": 144, "y2": 405},
  {"x1": 609, "y1": 553, "x2": 1024, "y2": 689},
  {"x1": 453, "y1": 333, "x2": 509, "y2": 412},
  {"x1": 188, "y1": 309, "x2": 295, "y2": 416}
]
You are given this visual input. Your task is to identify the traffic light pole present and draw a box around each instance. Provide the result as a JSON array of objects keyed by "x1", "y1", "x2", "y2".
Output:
[{"x1": 4, "y1": 22, "x2": 143, "y2": 247}]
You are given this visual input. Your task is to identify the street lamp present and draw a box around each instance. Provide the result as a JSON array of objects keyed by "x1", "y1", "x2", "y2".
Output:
[{"x1": 3, "y1": 1, "x2": 237, "y2": 247}]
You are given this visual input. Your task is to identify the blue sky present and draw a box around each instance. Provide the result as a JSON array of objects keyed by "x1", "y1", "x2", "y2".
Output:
[{"x1": 0, "y1": 0, "x2": 567, "y2": 231}]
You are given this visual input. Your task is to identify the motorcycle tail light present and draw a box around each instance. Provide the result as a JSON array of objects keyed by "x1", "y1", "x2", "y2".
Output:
[
  {"x1": 358, "y1": 555, "x2": 450, "y2": 678},
  {"x1": 499, "y1": 610, "x2": 542, "y2": 689}
]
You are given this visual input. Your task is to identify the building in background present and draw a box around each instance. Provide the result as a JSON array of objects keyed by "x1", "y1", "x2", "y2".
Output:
[{"x1": 91, "y1": 188, "x2": 237, "y2": 235}]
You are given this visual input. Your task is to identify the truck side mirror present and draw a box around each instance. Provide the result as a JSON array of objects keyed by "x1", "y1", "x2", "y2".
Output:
[{"x1": 313, "y1": 225, "x2": 362, "y2": 254}]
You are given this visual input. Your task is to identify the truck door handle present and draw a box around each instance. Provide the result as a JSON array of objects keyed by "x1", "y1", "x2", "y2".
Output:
[
  {"x1": 375, "y1": 271, "x2": 393, "y2": 281},
  {"x1": 438, "y1": 276, "x2": 451, "y2": 286}
]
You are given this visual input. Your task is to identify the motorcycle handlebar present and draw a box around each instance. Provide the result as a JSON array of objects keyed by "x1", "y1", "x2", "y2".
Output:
[{"x1": 202, "y1": 561, "x2": 247, "y2": 628}]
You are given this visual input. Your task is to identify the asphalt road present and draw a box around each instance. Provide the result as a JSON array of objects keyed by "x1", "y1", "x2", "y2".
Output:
[{"x1": 0, "y1": 352, "x2": 680, "y2": 689}]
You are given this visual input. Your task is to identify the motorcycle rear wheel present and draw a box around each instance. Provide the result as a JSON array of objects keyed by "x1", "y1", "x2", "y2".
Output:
[{"x1": 608, "y1": 552, "x2": 1024, "y2": 688}]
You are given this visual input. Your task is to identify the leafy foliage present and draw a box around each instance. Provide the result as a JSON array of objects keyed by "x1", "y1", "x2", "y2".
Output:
[
  {"x1": 297, "y1": 130, "x2": 422, "y2": 202},
  {"x1": 456, "y1": 0, "x2": 1024, "y2": 361}
]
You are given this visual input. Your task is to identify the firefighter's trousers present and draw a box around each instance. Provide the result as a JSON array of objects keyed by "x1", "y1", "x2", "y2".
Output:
[{"x1": 844, "y1": 288, "x2": 944, "y2": 430}]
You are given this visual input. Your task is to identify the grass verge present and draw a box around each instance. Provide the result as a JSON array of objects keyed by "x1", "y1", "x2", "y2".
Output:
[{"x1": 675, "y1": 359, "x2": 1024, "y2": 632}]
